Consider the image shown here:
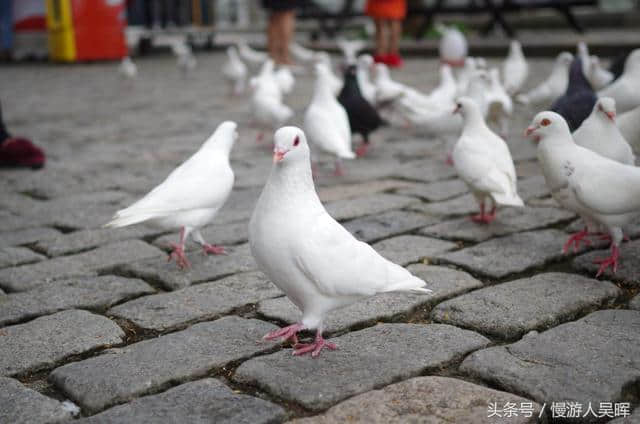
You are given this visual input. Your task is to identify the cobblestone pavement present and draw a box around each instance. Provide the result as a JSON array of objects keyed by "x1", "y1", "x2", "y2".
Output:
[{"x1": 0, "y1": 53, "x2": 638, "y2": 423}]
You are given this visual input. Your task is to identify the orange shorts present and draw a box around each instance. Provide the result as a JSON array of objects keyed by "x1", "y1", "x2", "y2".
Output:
[{"x1": 365, "y1": 0, "x2": 407, "y2": 20}]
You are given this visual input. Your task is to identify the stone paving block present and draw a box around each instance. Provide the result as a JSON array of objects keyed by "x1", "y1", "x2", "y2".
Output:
[
  {"x1": 395, "y1": 178, "x2": 469, "y2": 202},
  {"x1": 0, "y1": 247, "x2": 46, "y2": 269},
  {"x1": 517, "y1": 175, "x2": 551, "y2": 201},
  {"x1": 420, "y1": 207, "x2": 575, "y2": 242},
  {"x1": 35, "y1": 225, "x2": 166, "y2": 257},
  {"x1": 343, "y1": 210, "x2": 437, "y2": 243},
  {"x1": 371, "y1": 235, "x2": 457, "y2": 265},
  {"x1": 0, "y1": 310, "x2": 124, "y2": 377},
  {"x1": 630, "y1": 295, "x2": 640, "y2": 310},
  {"x1": 49, "y1": 316, "x2": 279, "y2": 413},
  {"x1": 431, "y1": 272, "x2": 621, "y2": 339},
  {"x1": 515, "y1": 160, "x2": 542, "y2": 178},
  {"x1": 289, "y1": 376, "x2": 542, "y2": 424},
  {"x1": 233, "y1": 323, "x2": 490, "y2": 411},
  {"x1": 435, "y1": 229, "x2": 568, "y2": 279},
  {"x1": 573, "y1": 239, "x2": 640, "y2": 287},
  {"x1": 258, "y1": 264, "x2": 482, "y2": 335},
  {"x1": 0, "y1": 240, "x2": 164, "y2": 292},
  {"x1": 460, "y1": 310, "x2": 640, "y2": 417},
  {"x1": 0, "y1": 276, "x2": 154, "y2": 327},
  {"x1": 391, "y1": 159, "x2": 458, "y2": 183},
  {"x1": 108, "y1": 271, "x2": 281, "y2": 331},
  {"x1": 410, "y1": 193, "x2": 479, "y2": 217},
  {"x1": 78, "y1": 378, "x2": 286, "y2": 424},
  {"x1": 324, "y1": 193, "x2": 419, "y2": 221},
  {"x1": 119, "y1": 242, "x2": 257, "y2": 291},
  {"x1": 0, "y1": 376, "x2": 72, "y2": 424},
  {"x1": 0, "y1": 227, "x2": 61, "y2": 248},
  {"x1": 0, "y1": 213, "x2": 50, "y2": 232},
  {"x1": 317, "y1": 179, "x2": 412, "y2": 202},
  {"x1": 216, "y1": 188, "x2": 262, "y2": 224},
  {"x1": 152, "y1": 221, "x2": 248, "y2": 252}
]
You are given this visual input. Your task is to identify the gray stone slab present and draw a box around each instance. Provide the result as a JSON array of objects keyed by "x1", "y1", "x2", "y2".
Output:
[
  {"x1": 317, "y1": 179, "x2": 412, "y2": 202},
  {"x1": 420, "y1": 207, "x2": 575, "y2": 242},
  {"x1": 432, "y1": 272, "x2": 621, "y2": 339},
  {"x1": 435, "y1": 229, "x2": 568, "y2": 279},
  {"x1": 233, "y1": 323, "x2": 490, "y2": 410},
  {"x1": 0, "y1": 310, "x2": 124, "y2": 377},
  {"x1": 631, "y1": 295, "x2": 640, "y2": 310},
  {"x1": 343, "y1": 210, "x2": 437, "y2": 243},
  {"x1": 119, "y1": 242, "x2": 257, "y2": 291},
  {"x1": 0, "y1": 227, "x2": 62, "y2": 248},
  {"x1": 391, "y1": 159, "x2": 458, "y2": 183},
  {"x1": 49, "y1": 316, "x2": 279, "y2": 413},
  {"x1": 259, "y1": 264, "x2": 483, "y2": 335},
  {"x1": 0, "y1": 240, "x2": 164, "y2": 292},
  {"x1": 34, "y1": 225, "x2": 166, "y2": 257},
  {"x1": 0, "y1": 376, "x2": 72, "y2": 424},
  {"x1": 461, "y1": 310, "x2": 640, "y2": 418},
  {"x1": 371, "y1": 235, "x2": 457, "y2": 265},
  {"x1": 216, "y1": 188, "x2": 262, "y2": 224},
  {"x1": 152, "y1": 221, "x2": 248, "y2": 252},
  {"x1": 78, "y1": 378, "x2": 285, "y2": 424},
  {"x1": 573, "y1": 239, "x2": 640, "y2": 286},
  {"x1": 289, "y1": 376, "x2": 542, "y2": 424},
  {"x1": 324, "y1": 193, "x2": 419, "y2": 222},
  {"x1": 395, "y1": 178, "x2": 469, "y2": 202},
  {"x1": 0, "y1": 276, "x2": 154, "y2": 327},
  {"x1": 410, "y1": 193, "x2": 479, "y2": 217},
  {"x1": 0, "y1": 247, "x2": 46, "y2": 269},
  {"x1": 517, "y1": 175, "x2": 551, "y2": 201},
  {"x1": 109, "y1": 271, "x2": 281, "y2": 331}
]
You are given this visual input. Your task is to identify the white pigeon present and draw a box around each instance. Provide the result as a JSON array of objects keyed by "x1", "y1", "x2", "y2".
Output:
[
  {"x1": 598, "y1": 49, "x2": 640, "y2": 113},
  {"x1": 274, "y1": 66, "x2": 295, "y2": 95},
  {"x1": 250, "y1": 62, "x2": 293, "y2": 142},
  {"x1": 105, "y1": 121, "x2": 238, "y2": 268},
  {"x1": 465, "y1": 70, "x2": 490, "y2": 117},
  {"x1": 438, "y1": 24, "x2": 467, "y2": 67},
  {"x1": 314, "y1": 52, "x2": 342, "y2": 95},
  {"x1": 516, "y1": 51, "x2": 573, "y2": 106},
  {"x1": 172, "y1": 41, "x2": 197, "y2": 74},
  {"x1": 119, "y1": 56, "x2": 137, "y2": 79},
  {"x1": 455, "y1": 57, "x2": 477, "y2": 96},
  {"x1": 573, "y1": 97, "x2": 635, "y2": 165},
  {"x1": 222, "y1": 46, "x2": 248, "y2": 96},
  {"x1": 451, "y1": 97, "x2": 524, "y2": 223},
  {"x1": 618, "y1": 105, "x2": 640, "y2": 155},
  {"x1": 249, "y1": 126, "x2": 431, "y2": 357},
  {"x1": 374, "y1": 63, "x2": 407, "y2": 104},
  {"x1": 502, "y1": 40, "x2": 528, "y2": 96},
  {"x1": 289, "y1": 41, "x2": 317, "y2": 64},
  {"x1": 237, "y1": 40, "x2": 268, "y2": 66},
  {"x1": 336, "y1": 38, "x2": 366, "y2": 65},
  {"x1": 588, "y1": 55, "x2": 613, "y2": 90},
  {"x1": 475, "y1": 57, "x2": 488, "y2": 70},
  {"x1": 426, "y1": 64, "x2": 457, "y2": 105},
  {"x1": 485, "y1": 67, "x2": 513, "y2": 136},
  {"x1": 304, "y1": 63, "x2": 355, "y2": 176},
  {"x1": 576, "y1": 41, "x2": 592, "y2": 82},
  {"x1": 356, "y1": 54, "x2": 377, "y2": 105},
  {"x1": 526, "y1": 111, "x2": 640, "y2": 276}
]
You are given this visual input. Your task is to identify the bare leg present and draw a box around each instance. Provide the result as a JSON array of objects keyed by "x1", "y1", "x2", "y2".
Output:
[
  {"x1": 192, "y1": 229, "x2": 226, "y2": 255},
  {"x1": 374, "y1": 19, "x2": 389, "y2": 56},
  {"x1": 266, "y1": 13, "x2": 278, "y2": 63},
  {"x1": 168, "y1": 226, "x2": 192, "y2": 269},
  {"x1": 389, "y1": 19, "x2": 402, "y2": 56},
  {"x1": 279, "y1": 11, "x2": 295, "y2": 65}
]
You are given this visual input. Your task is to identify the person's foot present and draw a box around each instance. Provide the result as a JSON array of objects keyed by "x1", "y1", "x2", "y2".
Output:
[
  {"x1": 373, "y1": 54, "x2": 386, "y2": 64},
  {"x1": 386, "y1": 53, "x2": 403, "y2": 68},
  {"x1": 0, "y1": 137, "x2": 45, "y2": 169}
]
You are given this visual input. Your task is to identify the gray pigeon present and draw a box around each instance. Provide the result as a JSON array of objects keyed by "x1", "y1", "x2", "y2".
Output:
[{"x1": 551, "y1": 58, "x2": 596, "y2": 132}]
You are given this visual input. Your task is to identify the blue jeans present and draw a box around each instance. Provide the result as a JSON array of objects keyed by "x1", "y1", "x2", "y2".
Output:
[{"x1": 0, "y1": 0, "x2": 13, "y2": 51}]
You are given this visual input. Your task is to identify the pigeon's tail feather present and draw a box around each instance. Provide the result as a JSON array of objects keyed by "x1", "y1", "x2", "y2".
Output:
[
  {"x1": 104, "y1": 210, "x2": 157, "y2": 228},
  {"x1": 384, "y1": 275, "x2": 432, "y2": 295},
  {"x1": 493, "y1": 191, "x2": 525, "y2": 208}
]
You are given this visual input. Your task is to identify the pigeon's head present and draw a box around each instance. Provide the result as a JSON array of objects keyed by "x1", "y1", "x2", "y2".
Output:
[
  {"x1": 357, "y1": 54, "x2": 374, "y2": 69},
  {"x1": 624, "y1": 48, "x2": 640, "y2": 74},
  {"x1": 204, "y1": 121, "x2": 238, "y2": 153},
  {"x1": 374, "y1": 63, "x2": 390, "y2": 80},
  {"x1": 452, "y1": 96, "x2": 481, "y2": 117},
  {"x1": 557, "y1": 52, "x2": 574, "y2": 67},
  {"x1": 314, "y1": 51, "x2": 331, "y2": 67},
  {"x1": 525, "y1": 111, "x2": 570, "y2": 142},
  {"x1": 595, "y1": 97, "x2": 616, "y2": 122},
  {"x1": 273, "y1": 126, "x2": 309, "y2": 164},
  {"x1": 343, "y1": 65, "x2": 357, "y2": 80}
]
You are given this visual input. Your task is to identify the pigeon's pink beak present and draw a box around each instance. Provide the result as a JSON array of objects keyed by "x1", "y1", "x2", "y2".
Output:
[
  {"x1": 273, "y1": 149, "x2": 287, "y2": 163},
  {"x1": 605, "y1": 111, "x2": 616, "y2": 121},
  {"x1": 524, "y1": 126, "x2": 537, "y2": 137}
]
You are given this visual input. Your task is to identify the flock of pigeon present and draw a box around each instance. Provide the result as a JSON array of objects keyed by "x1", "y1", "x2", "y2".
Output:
[{"x1": 110, "y1": 35, "x2": 640, "y2": 356}]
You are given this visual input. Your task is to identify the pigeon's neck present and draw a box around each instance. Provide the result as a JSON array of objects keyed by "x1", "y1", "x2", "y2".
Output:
[
  {"x1": 268, "y1": 159, "x2": 319, "y2": 208},
  {"x1": 461, "y1": 108, "x2": 486, "y2": 133},
  {"x1": 313, "y1": 79, "x2": 335, "y2": 102}
]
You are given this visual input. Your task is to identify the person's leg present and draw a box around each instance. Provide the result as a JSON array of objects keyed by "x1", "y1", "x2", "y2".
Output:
[
  {"x1": 278, "y1": 10, "x2": 295, "y2": 65},
  {"x1": 389, "y1": 19, "x2": 402, "y2": 55},
  {"x1": 266, "y1": 12, "x2": 279, "y2": 63},
  {"x1": 374, "y1": 19, "x2": 388, "y2": 57}
]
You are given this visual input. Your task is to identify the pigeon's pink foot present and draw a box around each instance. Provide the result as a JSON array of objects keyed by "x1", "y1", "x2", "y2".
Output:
[
  {"x1": 293, "y1": 333, "x2": 338, "y2": 358},
  {"x1": 593, "y1": 245, "x2": 620, "y2": 277},
  {"x1": 562, "y1": 228, "x2": 591, "y2": 254},
  {"x1": 470, "y1": 214, "x2": 494, "y2": 224},
  {"x1": 598, "y1": 233, "x2": 630, "y2": 242},
  {"x1": 256, "y1": 132, "x2": 264, "y2": 143},
  {"x1": 333, "y1": 161, "x2": 345, "y2": 177},
  {"x1": 202, "y1": 244, "x2": 226, "y2": 255},
  {"x1": 263, "y1": 323, "x2": 304, "y2": 344},
  {"x1": 168, "y1": 243, "x2": 190, "y2": 269},
  {"x1": 445, "y1": 154, "x2": 454, "y2": 166},
  {"x1": 355, "y1": 143, "x2": 369, "y2": 157}
]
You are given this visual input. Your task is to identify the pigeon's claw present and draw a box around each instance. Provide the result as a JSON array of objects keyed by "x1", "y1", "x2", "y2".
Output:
[
  {"x1": 168, "y1": 243, "x2": 191, "y2": 269},
  {"x1": 562, "y1": 228, "x2": 591, "y2": 254},
  {"x1": 445, "y1": 154, "x2": 454, "y2": 166},
  {"x1": 355, "y1": 143, "x2": 369, "y2": 157},
  {"x1": 202, "y1": 244, "x2": 227, "y2": 255},
  {"x1": 470, "y1": 212, "x2": 495, "y2": 224},
  {"x1": 263, "y1": 323, "x2": 304, "y2": 344},
  {"x1": 293, "y1": 333, "x2": 337, "y2": 358},
  {"x1": 593, "y1": 244, "x2": 620, "y2": 277}
]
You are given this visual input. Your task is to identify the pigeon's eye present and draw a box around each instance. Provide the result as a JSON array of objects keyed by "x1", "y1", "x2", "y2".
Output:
[
  {"x1": 293, "y1": 136, "x2": 300, "y2": 147},
  {"x1": 457, "y1": 103, "x2": 461, "y2": 108},
  {"x1": 541, "y1": 118, "x2": 551, "y2": 127}
]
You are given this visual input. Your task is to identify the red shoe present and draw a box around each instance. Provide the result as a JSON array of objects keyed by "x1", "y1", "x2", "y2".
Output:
[
  {"x1": 386, "y1": 53, "x2": 404, "y2": 68},
  {"x1": 0, "y1": 137, "x2": 46, "y2": 169},
  {"x1": 373, "y1": 54, "x2": 386, "y2": 64}
]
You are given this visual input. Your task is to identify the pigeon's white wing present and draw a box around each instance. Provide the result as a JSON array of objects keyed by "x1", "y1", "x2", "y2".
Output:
[
  {"x1": 568, "y1": 152, "x2": 640, "y2": 215},
  {"x1": 454, "y1": 136, "x2": 510, "y2": 195},
  {"x1": 304, "y1": 105, "x2": 352, "y2": 157},
  {"x1": 293, "y1": 212, "x2": 427, "y2": 298}
]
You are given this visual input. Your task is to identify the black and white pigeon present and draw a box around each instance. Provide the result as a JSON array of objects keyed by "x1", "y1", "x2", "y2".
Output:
[
  {"x1": 249, "y1": 126, "x2": 431, "y2": 357},
  {"x1": 551, "y1": 57, "x2": 596, "y2": 132},
  {"x1": 338, "y1": 65, "x2": 385, "y2": 157}
]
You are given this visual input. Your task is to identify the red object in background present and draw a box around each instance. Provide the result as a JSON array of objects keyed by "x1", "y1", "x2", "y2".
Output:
[{"x1": 71, "y1": 0, "x2": 127, "y2": 60}]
